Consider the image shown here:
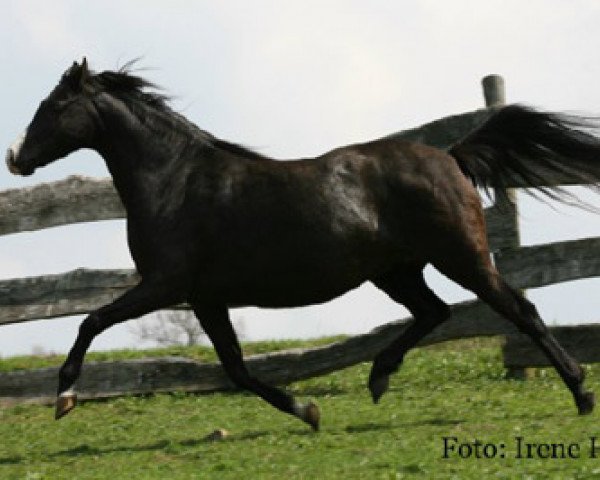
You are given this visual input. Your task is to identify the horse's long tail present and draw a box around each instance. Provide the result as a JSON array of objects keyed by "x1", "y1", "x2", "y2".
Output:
[{"x1": 449, "y1": 104, "x2": 600, "y2": 206}]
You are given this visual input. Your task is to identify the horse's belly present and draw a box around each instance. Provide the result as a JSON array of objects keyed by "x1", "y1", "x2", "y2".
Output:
[
  {"x1": 240, "y1": 271, "x2": 367, "y2": 308},
  {"x1": 202, "y1": 241, "x2": 401, "y2": 308},
  {"x1": 224, "y1": 276, "x2": 365, "y2": 308}
]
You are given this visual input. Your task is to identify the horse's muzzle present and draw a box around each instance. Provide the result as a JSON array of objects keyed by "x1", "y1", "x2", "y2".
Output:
[
  {"x1": 5, "y1": 148, "x2": 35, "y2": 176},
  {"x1": 6, "y1": 130, "x2": 32, "y2": 176},
  {"x1": 5, "y1": 148, "x2": 21, "y2": 175}
]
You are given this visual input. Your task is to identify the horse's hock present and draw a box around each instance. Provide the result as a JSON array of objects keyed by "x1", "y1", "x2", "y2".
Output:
[{"x1": 1, "y1": 75, "x2": 600, "y2": 402}]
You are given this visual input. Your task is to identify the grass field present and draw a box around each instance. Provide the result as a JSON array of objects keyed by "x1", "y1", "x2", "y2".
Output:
[{"x1": 1, "y1": 337, "x2": 599, "y2": 479}]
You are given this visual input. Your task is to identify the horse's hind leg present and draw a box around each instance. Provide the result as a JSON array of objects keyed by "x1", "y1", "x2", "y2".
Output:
[
  {"x1": 433, "y1": 252, "x2": 595, "y2": 415},
  {"x1": 191, "y1": 302, "x2": 320, "y2": 430},
  {"x1": 369, "y1": 266, "x2": 451, "y2": 403}
]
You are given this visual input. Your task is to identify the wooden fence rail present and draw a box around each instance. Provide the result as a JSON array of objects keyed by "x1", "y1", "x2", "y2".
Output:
[{"x1": 0, "y1": 75, "x2": 599, "y2": 402}]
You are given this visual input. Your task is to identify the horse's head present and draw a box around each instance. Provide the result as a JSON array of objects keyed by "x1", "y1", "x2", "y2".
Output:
[{"x1": 6, "y1": 58, "x2": 101, "y2": 176}]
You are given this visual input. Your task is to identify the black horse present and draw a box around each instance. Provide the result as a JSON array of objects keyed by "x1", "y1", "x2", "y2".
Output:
[{"x1": 6, "y1": 59, "x2": 600, "y2": 430}]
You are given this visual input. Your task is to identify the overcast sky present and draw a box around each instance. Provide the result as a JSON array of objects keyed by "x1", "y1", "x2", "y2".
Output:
[{"x1": 1, "y1": 1, "x2": 600, "y2": 356}]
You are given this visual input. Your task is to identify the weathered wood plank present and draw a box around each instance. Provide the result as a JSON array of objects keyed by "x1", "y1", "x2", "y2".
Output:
[
  {"x1": 503, "y1": 325, "x2": 600, "y2": 367},
  {"x1": 2, "y1": 237, "x2": 599, "y2": 326},
  {"x1": 0, "y1": 269, "x2": 139, "y2": 324},
  {"x1": 0, "y1": 357, "x2": 229, "y2": 403},
  {"x1": 497, "y1": 237, "x2": 600, "y2": 290},
  {"x1": 386, "y1": 108, "x2": 496, "y2": 149},
  {"x1": 0, "y1": 176, "x2": 124, "y2": 236}
]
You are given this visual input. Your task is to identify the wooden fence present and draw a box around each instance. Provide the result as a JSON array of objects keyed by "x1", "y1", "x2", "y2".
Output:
[{"x1": 1, "y1": 75, "x2": 599, "y2": 403}]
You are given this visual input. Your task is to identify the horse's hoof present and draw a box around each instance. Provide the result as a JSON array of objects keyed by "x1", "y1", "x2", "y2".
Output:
[
  {"x1": 577, "y1": 391, "x2": 595, "y2": 415},
  {"x1": 296, "y1": 401, "x2": 320, "y2": 431},
  {"x1": 368, "y1": 375, "x2": 389, "y2": 404},
  {"x1": 203, "y1": 428, "x2": 230, "y2": 442},
  {"x1": 305, "y1": 401, "x2": 320, "y2": 431},
  {"x1": 55, "y1": 391, "x2": 77, "y2": 420}
]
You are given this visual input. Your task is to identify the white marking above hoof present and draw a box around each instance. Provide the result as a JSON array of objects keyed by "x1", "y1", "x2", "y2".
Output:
[{"x1": 55, "y1": 390, "x2": 78, "y2": 420}]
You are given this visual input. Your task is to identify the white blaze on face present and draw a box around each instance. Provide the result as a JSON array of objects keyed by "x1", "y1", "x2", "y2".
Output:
[
  {"x1": 9, "y1": 129, "x2": 27, "y2": 159},
  {"x1": 6, "y1": 129, "x2": 28, "y2": 174}
]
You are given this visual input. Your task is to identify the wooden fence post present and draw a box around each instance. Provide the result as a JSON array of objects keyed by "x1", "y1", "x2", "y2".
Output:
[
  {"x1": 481, "y1": 75, "x2": 533, "y2": 379},
  {"x1": 481, "y1": 76, "x2": 517, "y2": 236},
  {"x1": 482, "y1": 74, "x2": 505, "y2": 107}
]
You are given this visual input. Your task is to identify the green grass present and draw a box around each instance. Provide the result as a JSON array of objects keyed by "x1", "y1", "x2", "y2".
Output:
[{"x1": 1, "y1": 337, "x2": 599, "y2": 479}]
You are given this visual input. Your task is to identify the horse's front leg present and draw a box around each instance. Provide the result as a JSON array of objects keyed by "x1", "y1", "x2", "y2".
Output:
[
  {"x1": 192, "y1": 302, "x2": 320, "y2": 431},
  {"x1": 55, "y1": 280, "x2": 181, "y2": 419}
]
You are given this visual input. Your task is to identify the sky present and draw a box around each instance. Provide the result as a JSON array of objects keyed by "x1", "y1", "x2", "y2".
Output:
[{"x1": 1, "y1": 1, "x2": 600, "y2": 356}]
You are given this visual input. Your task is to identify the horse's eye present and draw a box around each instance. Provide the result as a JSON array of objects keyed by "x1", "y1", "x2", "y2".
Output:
[
  {"x1": 39, "y1": 99, "x2": 72, "y2": 112},
  {"x1": 56, "y1": 99, "x2": 74, "y2": 109}
]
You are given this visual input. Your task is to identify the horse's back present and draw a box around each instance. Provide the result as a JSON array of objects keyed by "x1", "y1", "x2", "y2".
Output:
[{"x1": 328, "y1": 138, "x2": 490, "y2": 269}]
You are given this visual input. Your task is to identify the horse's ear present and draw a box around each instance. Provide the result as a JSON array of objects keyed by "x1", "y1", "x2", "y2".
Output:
[
  {"x1": 64, "y1": 57, "x2": 90, "y2": 91},
  {"x1": 78, "y1": 57, "x2": 90, "y2": 87}
]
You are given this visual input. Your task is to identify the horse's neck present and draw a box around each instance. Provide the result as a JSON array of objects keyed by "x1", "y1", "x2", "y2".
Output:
[{"x1": 95, "y1": 94, "x2": 194, "y2": 214}]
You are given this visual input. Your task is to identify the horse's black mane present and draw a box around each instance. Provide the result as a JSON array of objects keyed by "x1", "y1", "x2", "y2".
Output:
[
  {"x1": 95, "y1": 69, "x2": 171, "y2": 111},
  {"x1": 80, "y1": 64, "x2": 268, "y2": 161}
]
